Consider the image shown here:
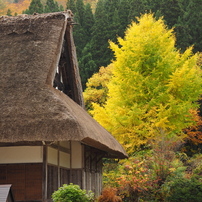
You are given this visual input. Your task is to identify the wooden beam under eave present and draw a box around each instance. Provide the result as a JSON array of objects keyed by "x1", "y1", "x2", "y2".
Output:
[{"x1": 49, "y1": 143, "x2": 70, "y2": 154}]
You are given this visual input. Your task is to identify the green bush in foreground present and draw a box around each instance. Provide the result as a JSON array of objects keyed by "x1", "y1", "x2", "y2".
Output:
[{"x1": 52, "y1": 183, "x2": 94, "y2": 202}]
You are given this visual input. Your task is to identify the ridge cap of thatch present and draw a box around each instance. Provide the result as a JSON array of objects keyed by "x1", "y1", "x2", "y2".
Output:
[
  {"x1": 0, "y1": 11, "x2": 74, "y2": 36},
  {"x1": 0, "y1": 10, "x2": 73, "y2": 21}
]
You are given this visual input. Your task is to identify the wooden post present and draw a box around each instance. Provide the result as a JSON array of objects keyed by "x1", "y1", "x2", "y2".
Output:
[
  {"x1": 42, "y1": 145, "x2": 48, "y2": 201},
  {"x1": 57, "y1": 142, "x2": 60, "y2": 187},
  {"x1": 69, "y1": 141, "x2": 72, "y2": 183},
  {"x1": 82, "y1": 144, "x2": 85, "y2": 190}
]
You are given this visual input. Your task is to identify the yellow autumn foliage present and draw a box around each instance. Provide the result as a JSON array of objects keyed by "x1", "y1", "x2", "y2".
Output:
[{"x1": 91, "y1": 13, "x2": 202, "y2": 154}]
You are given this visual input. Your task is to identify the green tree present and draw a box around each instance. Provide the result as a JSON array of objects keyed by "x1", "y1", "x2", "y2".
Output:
[
  {"x1": 83, "y1": 3, "x2": 94, "y2": 39},
  {"x1": 73, "y1": 0, "x2": 88, "y2": 59},
  {"x1": 109, "y1": 8, "x2": 120, "y2": 42},
  {"x1": 75, "y1": 0, "x2": 85, "y2": 25},
  {"x1": 128, "y1": 0, "x2": 150, "y2": 22},
  {"x1": 59, "y1": 5, "x2": 64, "y2": 11},
  {"x1": 91, "y1": 14, "x2": 202, "y2": 154},
  {"x1": 67, "y1": 0, "x2": 94, "y2": 88},
  {"x1": 6, "y1": 9, "x2": 12, "y2": 16},
  {"x1": 44, "y1": 0, "x2": 59, "y2": 13},
  {"x1": 117, "y1": 0, "x2": 131, "y2": 37},
  {"x1": 176, "y1": 0, "x2": 202, "y2": 53},
  {"x1": 66, "y1": 0, "x2": 77, "y2": 14},
  {"x1": 79, "y1": 43, "x2": 97, "y2": 88},
  {"x1": 149, "y1": 0, "x2": 182, "y2": 28},
  {"x1": 24, "y1": 0, "x2": 43, "y2": 14},
  {"x1": 90, "y1": 0, "x2": 116, "y2": 70}
]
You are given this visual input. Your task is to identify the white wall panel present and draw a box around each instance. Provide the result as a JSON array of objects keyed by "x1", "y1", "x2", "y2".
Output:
[
  {"x1": 59, "y1": 151, "x2": 70, "y2": 168},
  {"x1": 71, "y1": 141, "x2": 82, "y2": 168},
  {"x1": 0, "y1": 146, "x2": 43, "y2": 163},
  {"x1": 47, "y1": 146, "x2": 58, "y2": 165}
]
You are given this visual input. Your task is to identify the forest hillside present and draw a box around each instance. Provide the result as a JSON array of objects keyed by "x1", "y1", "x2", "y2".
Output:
[{"x1": 0, "y1": 0, "x2": 98, "y2": 15}]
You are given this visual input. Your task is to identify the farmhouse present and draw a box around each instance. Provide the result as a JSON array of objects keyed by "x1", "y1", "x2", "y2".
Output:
[{"x1": 0, "y1": 11, "x2": 127, "y2": 201}]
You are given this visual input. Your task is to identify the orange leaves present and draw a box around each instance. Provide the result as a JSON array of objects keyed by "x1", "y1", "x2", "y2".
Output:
[
  {"x1": 185, "y1": 109, "x2": 202, "y2": 144},
  {"x1": 0, "y1": 0, "x2": 7, "y2": 15},
  {"x1": 98, "y1": 187, "x2": 122, "y2": 202},
  {"x1": 0, "y1": 0, "x2": 31, "y2": 15},
  {"x1": 117, "y1": 157, "x2": 155, "y2": 195},
  {"x1": 56, "y1": 0, "x2": 67, "y2": 8}
]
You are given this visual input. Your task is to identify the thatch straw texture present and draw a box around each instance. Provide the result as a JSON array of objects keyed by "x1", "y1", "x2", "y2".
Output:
[{"x1": 0, "y1": 12, "x2": 127, "y2": 158}]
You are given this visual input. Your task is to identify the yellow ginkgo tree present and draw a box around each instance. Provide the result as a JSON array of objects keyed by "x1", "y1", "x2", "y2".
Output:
[
  {"x1": 83, "y1": 64, "x2": 113, "y2": 111},
  {"x1": 90, "y1": 13, "x2": 202, "y2": 154}
]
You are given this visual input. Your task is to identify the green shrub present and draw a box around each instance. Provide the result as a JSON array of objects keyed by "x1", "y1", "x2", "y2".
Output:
[
  {"x1": 166, "y1": 177, "x2": 202, "y2": 202},
  {"x1": 52, "y1": 183, "x2": 94, "y2": 202},
  {"x1": 187, "y1": 154, "x2": 202, "y2": 176}
]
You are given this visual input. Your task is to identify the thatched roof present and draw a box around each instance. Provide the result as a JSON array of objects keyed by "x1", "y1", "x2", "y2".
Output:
[{"x1": 0, "y1": 11, "x2": 127, "y2": 159}]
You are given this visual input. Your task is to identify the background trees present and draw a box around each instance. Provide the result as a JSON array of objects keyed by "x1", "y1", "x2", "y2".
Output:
[
  {"x1": 148, "y1": 0, "x2": 183, "y2": 28},
  {"x1": 23, "y1": 0, "x2": 64, "y2": 14},
  {"x1": 176, "y1": 0, "x2": 202, "y2": 53},
  {"x1": 66, "y1": 0, "x2": 95, "y2": 87},
  {"x1": 44, "y1": 0, "x2": 61, "y2": 13},
  {"x1": 24, "y1": 0, "x2": 44, "y2": 14}
]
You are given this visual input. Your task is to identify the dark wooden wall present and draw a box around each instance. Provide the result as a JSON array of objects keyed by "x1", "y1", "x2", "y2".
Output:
[
  {"x1": 0, "y1": 163, "x2": 43, "y2": 201},
  {"x1": 84, "y1": 146, "x2": 104, "y2": 195},
  {"x1": 46, "y1": 165, "x2": 83, "y2": 200}
]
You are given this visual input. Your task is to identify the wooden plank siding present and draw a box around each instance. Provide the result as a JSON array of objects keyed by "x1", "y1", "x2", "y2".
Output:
[
  {"x1": 71, "y1": 169, "x2": 82, "y2": 187},
  {"x1": 0, "y1": 164, "x2": 43, "y2": 201},
  {"x1": 84, "y1": 146, "x2": 104, "y2": 196},
  {"x1": 60, "y1": 168, "x2": 70, "y2": 185},
  {"x1": 46, "y1": 143, "x2": 104, "y2": 199},
  {"x1": 46, "y1": 166, "x2": 83, "y2": 200}
]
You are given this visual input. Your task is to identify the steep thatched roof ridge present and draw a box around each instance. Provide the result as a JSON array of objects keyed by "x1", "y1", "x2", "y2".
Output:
[{"x1": 0, "y1": 12, "x2": 127, "y2": 158}]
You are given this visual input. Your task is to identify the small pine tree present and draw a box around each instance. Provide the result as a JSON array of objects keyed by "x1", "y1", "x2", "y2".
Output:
[
  {"x1": 66, "y1": 0, "x2": 77, "y2": 14},
  {"x1": 59, "y1": 5, "x2": 64, "y2": 11},
  {"x1": 44, "y1": 0, "x2": 59, "y2": 13},
  {"x1": 24, "y1": 0, "x2": 43, "y2": 14},
  {"x1": 6, "y1": 9, "x2": 12, "y2": 16}
]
